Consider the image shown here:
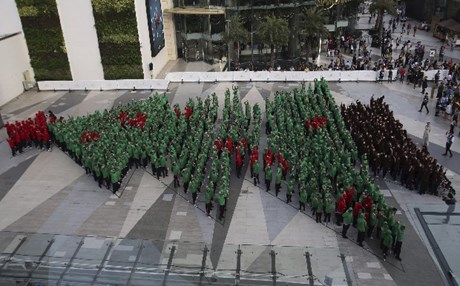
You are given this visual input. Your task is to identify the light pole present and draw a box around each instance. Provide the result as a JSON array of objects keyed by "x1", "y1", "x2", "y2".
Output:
[{"x1": 226, "y1": 19, "x2": 231, "y2": 71}]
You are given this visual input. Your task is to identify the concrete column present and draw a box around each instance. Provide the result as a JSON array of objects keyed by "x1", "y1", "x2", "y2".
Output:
[{"x1": 56, "y1": 0, "x2": 104, "y2": 80}]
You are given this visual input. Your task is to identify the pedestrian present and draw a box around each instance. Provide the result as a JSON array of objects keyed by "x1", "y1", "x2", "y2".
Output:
[
  {"x1": 275, "y1": 168, "x2": 282, "y2": 197},
  {"x1": 394, "y1": 224, "x2": 405, "y2": 261},
  {"x1": 421, "y1": 77, "x2": 428, "y2": 94},
  {"x1": 265, "y1": 165, "x2": 272, "y2": 191},
  {"x1": 286, "y1": 178, "x2": 294, "y2": 203},
  {"x1": 449, "y1": 119, "x2": 456, "y2": 134},
  {"x1": 422, "y1": 122, "x2": 431, "y2": 147},
  {"x1": 442, "y1": 131, "x2": 455, "y2": 157},
  {"x1": 443, "y1": 191, "x2": 456, "y2": 223},
  {"x1": 217, "y1": 191, "x2": 226, "y2": 220},
  {"x1": 419, "y1": 93, "x2": 429, "y2": 114},
  {"x1": 357, "y1": 213, "x2": 367, "y2": 246},
  {"x1": 205, "y1": 182, "x2": 214, "y2": 217},
  {"x1": 172, "y1": 161, "x2": 181, "y2": 188},
  {"x1": 388, "y1": 69, "x2": 393, "y2": 83},
  {"x1": 342, "y1": 208, "x2": 353, "y2": 238},
  {"x1": 252, "y1": 160, "x2": 260, "y2": 186},
  {"x1": 413, "y1": 25, "x2": 417, "y2": 37},
  {"x1": 368, "y1": 206, "x2": 377, "y2": 238},
  {"x1": 299, "y1": 189, "x2": 307, "y2": 211},
  {"x1": 382, "y1": 222, "x2": 393, "y2": 261},
  {"x1": 316, "y1": 195, "x2": 324, "y2": 223},
  {"x1": 324, "y1": 196, "x2": 334, "y2": 224}
]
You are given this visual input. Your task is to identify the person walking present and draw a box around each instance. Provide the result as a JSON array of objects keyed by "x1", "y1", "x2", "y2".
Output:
[
  {"x1": 422, "y1": 122, "x2": 431, "y2": 147},
  {"x1": 443, "y1": 191, "x2": 456, "y2": 223},
  {"x1": 421, "y1": 77, "x2": 428, "y2": 94},
  {"x1": 442, "y1": 131, "x2": 455, "y2": 157},
  {"x1": 419, "y1": 93, "x2": 429, "y2": 114}
]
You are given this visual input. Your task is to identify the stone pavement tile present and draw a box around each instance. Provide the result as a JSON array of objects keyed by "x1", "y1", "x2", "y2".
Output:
[
  {"x1": 224, "y1": 181, "x2": 269, "y2": 245},
  {"x1": 77, "y1": 170, "x2": 143, "y2": 237},
  {"x1": 119, "y1": 172, "x2": 170, "y2": 238},
  {"x1": 0, "y1": 150, "x2": 84, "y2": 232}
]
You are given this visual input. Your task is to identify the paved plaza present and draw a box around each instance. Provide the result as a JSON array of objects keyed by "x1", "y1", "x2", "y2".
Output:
[
  {"x1": 0, "y1": 76, "x2": 459, "y2": 286},
  {"x1": 2, "y1": 10, "x2": 460, "y2": 286}
]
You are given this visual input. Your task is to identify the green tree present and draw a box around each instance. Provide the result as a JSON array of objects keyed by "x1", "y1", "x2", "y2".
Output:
[
  {"x1": 369, "y1": 0, "x2": 396, "y2": 45},
  {"x1": 258, "y1": 15, "x2": 289, "y2": 68},
  {"x1": 302, "y1": 7, "x2": 329, "y2": 63},
  {"x1": 223, "y1": 15, "x2": 250, "y2": 65}
]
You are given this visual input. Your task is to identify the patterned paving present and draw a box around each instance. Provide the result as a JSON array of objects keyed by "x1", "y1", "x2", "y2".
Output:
[{"x1": 0, "y1": 80, "x2": 457, "y2": 285}]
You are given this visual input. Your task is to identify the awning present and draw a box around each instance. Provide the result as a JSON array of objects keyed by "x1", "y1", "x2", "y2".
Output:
[
  {"x1": 437, "y1": 19, "x2": 460, "y2": 33},
  {"x1": 163, "y1": 7, "x2": 225, "y2": 15}
]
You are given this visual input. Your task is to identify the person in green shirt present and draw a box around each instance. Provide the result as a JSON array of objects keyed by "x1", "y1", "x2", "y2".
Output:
[
  {"x1": 275, "y1": 168, "x2": 282, "y2": 197},
  {"x1": 382, "y1": 222, "x2": 393, "y2": 261},
  {"x1": 190, "y1": 177, "x2": 199, "y2": 205},
  {"x1": 252, "y1": 160, "x2": 260, "y2": 186},
  {"x1": 172, "y1": 161, "x2": 181, "y2": 188},
  {"x1": 342, "y1": 207, "x2": 353, "y2": 239},
  {"x1": 324, "y1": 196, "x2": 334, "y2": 224},
  {"x1": 368, "y1": 206, "x2": 377, "y2": 238},
  {"x1": 311, "y1": 191, "x2": 319, "y2": 216},
  {"x1": 217, "y1": 191, "x2": 226, "y2": 220},
  {"x1": 265, "y1": 165, "x2": 272, "y2": 191},
  {"x1": 357, "y1": 212, "x2": 367, "y2": 247},
  {"x1": 111, "y1": 169, "x2": 121, "y2": 194},
  {"x1": 182, "y1": 167, "x2": 190, "y2": 194},
  {"x1": 316, "y1": 194, "x2": 324, "y2": 223},
  {"x1": 394, "y1": 223, "x2": 405, "y2": 261},
  {"x1": 286, "y1": 178, "x2": 294, "y2": 203},
  {"x1": 205, "y1": 181, "x2": 214, "y2": 217},
  {"x1": 299, "y1": 189, "x2": 307, "y2": 211}
]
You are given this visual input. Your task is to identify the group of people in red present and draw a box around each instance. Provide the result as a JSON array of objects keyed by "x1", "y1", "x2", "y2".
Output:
[
  {"x1": 5, "y1": 110, "x2": 54, "y2": 157},
  {"x1": 118, "y1": 111, "x2": 147, "y2": 129},
  {"x1": 305, "y1": 115, "x2": 328, "y2": 131},
  {"x1": 80, "y1": 131, "x2": 100, "y2": 144}
]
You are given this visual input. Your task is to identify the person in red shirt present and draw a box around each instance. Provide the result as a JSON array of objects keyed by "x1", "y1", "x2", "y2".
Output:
[
  {"x1": 236, "y1": 148, "x2": 243, "y2": 178},
  {"x1": 225, "y1": 136, "x2": 233, "y2": 153},
  {"x1": 336, "y1": 195, "x2": 347, "y2": 226},
  {"x1": 282, "y1": 160, "x2": 289, "y2": 180},
  {"x1": 353, "y1": 200, "x2": 363, "y2": 227},
  {"x1": 7, "y1": 138, "x2": 15, "y2": 156},
  {"x1": 214, "y1": 137, "x2": 223, "y2": 153}
]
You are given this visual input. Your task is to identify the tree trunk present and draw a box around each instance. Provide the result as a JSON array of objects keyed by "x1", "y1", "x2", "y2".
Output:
[
  {"x1": 306, "y1": 41, "x2": 311, "y2": 64},
  {"x1": 270, "y1": 46, "x2": 275, "y2": 68},
  {"x1": 288, "y1": 11, "x2": 299, "y2": 58},
  {"x1": 236, "y1": 41, "x2": 240, "y2": 64}
]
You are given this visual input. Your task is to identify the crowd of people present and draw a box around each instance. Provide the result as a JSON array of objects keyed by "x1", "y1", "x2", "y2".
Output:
[
  {"x1": 261, "y1": 80, "x2": 405, "y2": 261},
  {"x1": 341, "y1": 96, "x2": 455, "y2": 197},
  {"x1": 45, "y1": 90, "x2": 264, "y2": 221},
  {"x1": 5, "y1": 111, "x2": 53, "y2": 157}
]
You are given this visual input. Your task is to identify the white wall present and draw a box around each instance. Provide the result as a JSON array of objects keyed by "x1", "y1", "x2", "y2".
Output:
[
  {"x1": 0, "y1": 0, "x2": 23, "y2": 34},
  {"x1": 135, "y1": 0, "x2": 177, "y2": 79},
  {"x1": 56, "y1": 0, "x2": 104, "y2": 80},
  {"x1": 0, "y1": 0, "x2": 32, "y2": 107},
  {"x1": 0, "y1": 35, "x2": 32, "y2": 106},
  {"x1": 135, "y1": 0, "x2": 154, "y2": 79}
]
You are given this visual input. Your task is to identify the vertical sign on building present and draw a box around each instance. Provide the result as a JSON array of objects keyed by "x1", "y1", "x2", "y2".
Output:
[{"x1": 146, "y1": 0, "x2": 165, "y2": 57}]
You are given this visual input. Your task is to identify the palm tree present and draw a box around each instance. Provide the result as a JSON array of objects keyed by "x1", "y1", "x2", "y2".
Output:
[
  {"x1": 223, "y1": 15, "x2": 250, "y2": 65},
  {"x1": 302, "y1": 7, "x2": 329, "y2": 63},
  {"x1": 369, "y1": 0, "x2": 396, "y2": 45},
  {"x1": 258, "y1": 15, "x2": 290, "y2": 68}
]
